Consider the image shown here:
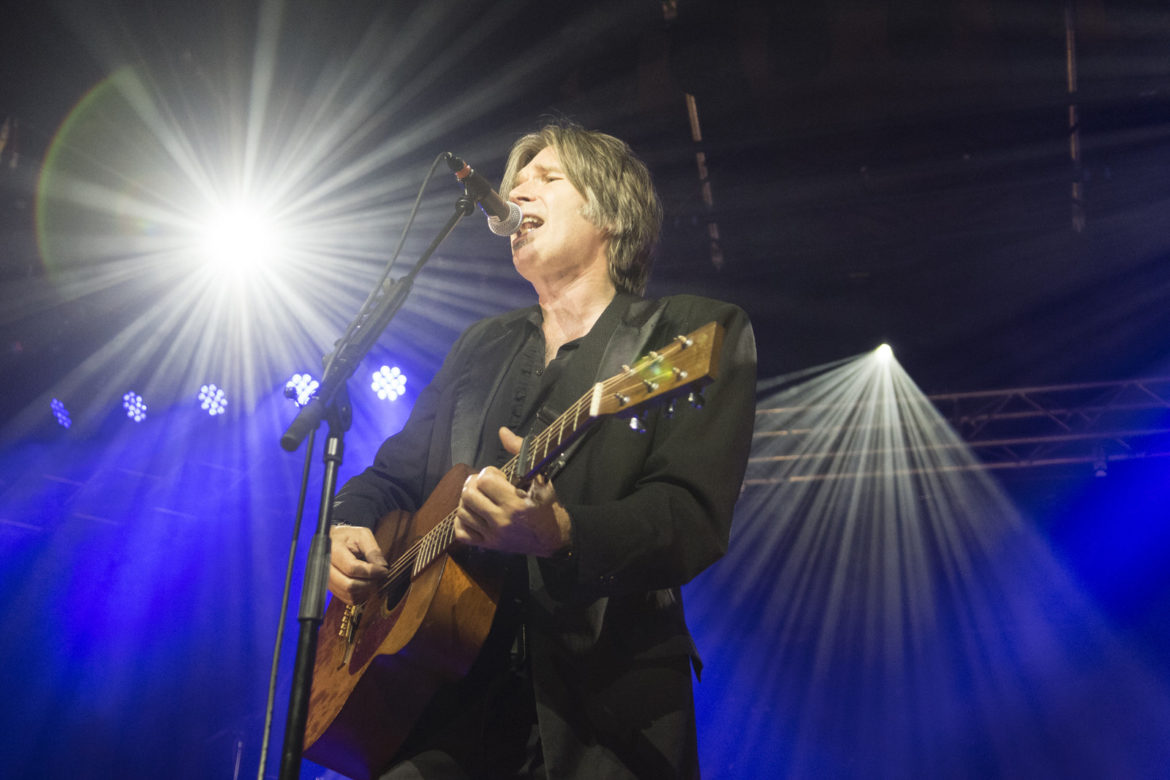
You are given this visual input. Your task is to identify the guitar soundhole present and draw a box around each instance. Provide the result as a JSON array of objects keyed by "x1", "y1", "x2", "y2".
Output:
[{"x1": 381, "y1": 571, "x2": 410, "y2": 613}]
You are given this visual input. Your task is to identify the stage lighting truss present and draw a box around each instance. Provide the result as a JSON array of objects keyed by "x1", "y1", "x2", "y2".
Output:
[
  {"x1": 51, "y1": 398, "x2": 72, "y2": 429},
  {"x1": 371, "y1": 365, "x2": 407, "y2": 402},
  {"x1": 751, "y1": 376, "x2": 1170, "y2": 480},
  {"x1": 927, "y1": 377, "x2": 1170, "y2": 474},
  {"x1": 285, "y1": 373, "x2": 319, "y2": 407},
  {"x1": 122, "y1": 391, "x2": 148, "y2": 422},
  {"x1": 198, "y1": 384, "x2": 228, "y2": 416}
]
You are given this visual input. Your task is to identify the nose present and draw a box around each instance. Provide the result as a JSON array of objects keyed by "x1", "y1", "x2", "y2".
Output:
[{"x1": 508, "y1": 179, "x2": 535, "y2": 203}]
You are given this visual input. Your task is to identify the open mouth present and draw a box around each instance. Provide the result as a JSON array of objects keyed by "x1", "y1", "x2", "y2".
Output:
[
  {"x1": 516, "y1": 215, "x2": 543, "y2": 237},
  {"x1": 512, "y1": 215, "x2": 543, "y2": 249}
]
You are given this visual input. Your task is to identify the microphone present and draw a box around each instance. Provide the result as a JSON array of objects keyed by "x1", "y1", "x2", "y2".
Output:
[{"x1": 446, "y1": 153, "x2": 523, "y2": 236}]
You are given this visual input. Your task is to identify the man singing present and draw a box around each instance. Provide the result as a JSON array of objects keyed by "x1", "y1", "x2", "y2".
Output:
[{"x1": 326, "y1": 122, "x2": 757, "y2": 778}]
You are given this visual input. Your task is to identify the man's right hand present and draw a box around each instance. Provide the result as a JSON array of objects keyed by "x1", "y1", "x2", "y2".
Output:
[{"x1": 328, "y1": 524, "x2": 390, "y2": 604}]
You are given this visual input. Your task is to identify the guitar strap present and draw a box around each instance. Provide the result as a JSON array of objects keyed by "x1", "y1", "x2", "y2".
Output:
[{"x1": 526, "y1": 293, "x2": 669, "y2": 481}]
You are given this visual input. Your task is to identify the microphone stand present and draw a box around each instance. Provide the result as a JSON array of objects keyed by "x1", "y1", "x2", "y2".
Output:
[{"x1": 276, "y1": 193, "x2": 477, "y2": 780}]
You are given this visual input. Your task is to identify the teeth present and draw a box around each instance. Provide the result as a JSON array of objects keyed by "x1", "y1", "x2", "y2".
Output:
[{"x1": 518, "y1": 216, "x2": 543, "y2": 235}]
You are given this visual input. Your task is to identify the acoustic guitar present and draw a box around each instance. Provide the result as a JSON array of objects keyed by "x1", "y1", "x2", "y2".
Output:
[{"x1": 303, "y1": 320, "x2": 724, "y2": 779}]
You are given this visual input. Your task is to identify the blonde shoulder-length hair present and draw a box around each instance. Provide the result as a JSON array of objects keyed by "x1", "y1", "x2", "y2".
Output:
[{"x1": 500, "y1": 123, "x2": 662, "y2": 296}]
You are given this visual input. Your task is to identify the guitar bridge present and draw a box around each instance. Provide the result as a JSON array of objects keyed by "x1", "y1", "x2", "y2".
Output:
[
  {"x1": 339, "y1": 604, "x2": 361, "y2": 640},
  {"x1": 336, "y1": 604, "x2": 363, "y2": 668}
]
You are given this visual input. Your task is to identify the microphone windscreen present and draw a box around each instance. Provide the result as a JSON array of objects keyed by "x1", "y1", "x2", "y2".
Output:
[{"x1": 488, "y1": 201, "x2": 523, "y2": 236}]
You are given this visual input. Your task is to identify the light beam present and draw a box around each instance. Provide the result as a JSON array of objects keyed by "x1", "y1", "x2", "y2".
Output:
[{"x1": 689, "y1": 348, "x2": 1170, "y2": 777}]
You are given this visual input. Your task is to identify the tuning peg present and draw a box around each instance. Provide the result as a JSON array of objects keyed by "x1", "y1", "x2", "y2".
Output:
[
  {"x1": 629, "y1": 415, "x2": 648, "y2": 434},
  {"x1": 665, "y1": 399, "x2": 677, "y2": 419},
  {"x1": 687, "y1": 391, "x2": 705, "y2": 409}
]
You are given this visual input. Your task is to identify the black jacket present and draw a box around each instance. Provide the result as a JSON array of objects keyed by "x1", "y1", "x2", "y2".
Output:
[{"x1": 332, "y1": 293, "x2": 757, "y2": 778}]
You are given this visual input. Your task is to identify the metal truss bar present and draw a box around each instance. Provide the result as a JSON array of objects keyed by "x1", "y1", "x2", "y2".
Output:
[
  {"x1": 755, "y1": 381, "x2": 1170, "y2": 419},
  {"x1": 923, "y1": 377, "x2": 1170, "y2": 402},
  {"x1": 948, "y1": 401, "x2": 1169, "y2": 424},
  {"x1": 744, "y1": 448, "x2": 1170, "y2": 485},
  {"x1": 748, "y1": 426, "x2": 1170, "y2": 465},
  {"x1": 752, "y1": 376, "x2": 1170, "y2": 474}
]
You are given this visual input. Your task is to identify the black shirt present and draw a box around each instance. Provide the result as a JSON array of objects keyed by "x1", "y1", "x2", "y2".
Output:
[{"x1": 475, "y1": 309, "x2": 582, "y2": 470}]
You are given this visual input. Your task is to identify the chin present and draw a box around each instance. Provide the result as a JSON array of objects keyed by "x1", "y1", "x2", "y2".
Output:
[{"x1": 512, "y1": 254, "x2": 533, "y2": 281}]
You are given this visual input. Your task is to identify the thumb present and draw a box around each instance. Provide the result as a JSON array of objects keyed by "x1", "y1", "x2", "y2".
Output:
[
  {"x1": 354, "y1": 531, "x2": 389, "y2": 569},
  {"x1": 499, "y1": 426, "x2": 524, "y2": 455}
]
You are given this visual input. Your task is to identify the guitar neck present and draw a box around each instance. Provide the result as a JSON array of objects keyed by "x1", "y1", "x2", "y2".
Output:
[{"x1": 503, "y1": 389, "x2": 597, "y2": 486}]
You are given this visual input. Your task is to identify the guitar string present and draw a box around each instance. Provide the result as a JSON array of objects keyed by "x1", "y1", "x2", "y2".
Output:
[{"x1": 368, "y1": 335, "x2": 694, "y2": 600}]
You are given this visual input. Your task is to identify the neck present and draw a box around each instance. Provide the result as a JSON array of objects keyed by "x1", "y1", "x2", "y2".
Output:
[{"x1": 536, "y1": 274, "x2": 617, "y2": 363}]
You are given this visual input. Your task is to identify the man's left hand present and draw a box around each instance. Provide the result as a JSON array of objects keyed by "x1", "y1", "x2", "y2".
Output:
[{"x1": 453, "y1": 427, "x2": 572, "y2": 557}]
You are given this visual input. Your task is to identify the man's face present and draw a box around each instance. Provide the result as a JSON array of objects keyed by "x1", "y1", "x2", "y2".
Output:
[{"x1": 506, "y1": 146, "x2": 609, "y2": 289}]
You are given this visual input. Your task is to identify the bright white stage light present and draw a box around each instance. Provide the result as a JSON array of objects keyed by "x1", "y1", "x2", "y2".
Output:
[
  {"x1": 285, "y1": 373, "x2": 319, "y2": 407},
  {"x1": 876, "y1": 343, "x2": 893, "y2": 362},
  {"x1": 198, "y1": 383, "x2": 228, "y2": 416},
  {"x1": 197, "y1": 200, "x2": 281, "y2": 279},
  {"x1": 122, "y1": 391, "x2": 148, "y2": 422},
  {"x1": 371, "y1": 365, "x2": 406, "y2": 401}
]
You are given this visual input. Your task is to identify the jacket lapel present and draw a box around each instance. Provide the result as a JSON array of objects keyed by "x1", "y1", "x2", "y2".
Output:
[
  {"x1": 592, "y1": 296, "x2": 669, "y2": 382},
  {"x1": 447, "y1": 310, "x2": 536, "y2": 468}
]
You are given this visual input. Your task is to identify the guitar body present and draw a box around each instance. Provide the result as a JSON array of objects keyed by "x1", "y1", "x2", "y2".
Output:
[{"x1": 304, "y1": 464, "x2": 502, "y2": 780}]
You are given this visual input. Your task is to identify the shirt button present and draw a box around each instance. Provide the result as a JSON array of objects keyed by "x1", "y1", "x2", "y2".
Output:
[{"x1": 536, "y1": 367, "x2": 544, "y2": 376}]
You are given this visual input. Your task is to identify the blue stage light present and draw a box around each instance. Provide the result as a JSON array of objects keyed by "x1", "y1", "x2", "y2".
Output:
[
  {"x1": 50, "y1": 398, "x2": 72, "y2": 429},
  {"x1": 371, "y1": 365, "x2": 407, "y2": 401},
  {"x1": 285, "y1": 373, "x2": 319, "y2": 407},
  {"x1": 122, "y1": 391, "x2": 148, "y2": 422},
  {"x1": 198, "y1": 384, "x2": 228, "y2": 416}
]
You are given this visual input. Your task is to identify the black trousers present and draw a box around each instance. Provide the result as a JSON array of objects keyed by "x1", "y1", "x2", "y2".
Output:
[{"x1": 379, "y1": 661, "x2": 544, "y2": 780}]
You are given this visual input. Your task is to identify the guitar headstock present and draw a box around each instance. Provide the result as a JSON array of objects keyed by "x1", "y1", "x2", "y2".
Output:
[{"x1": 594, "y1": 320, "x2": 724, "y2": 420}]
